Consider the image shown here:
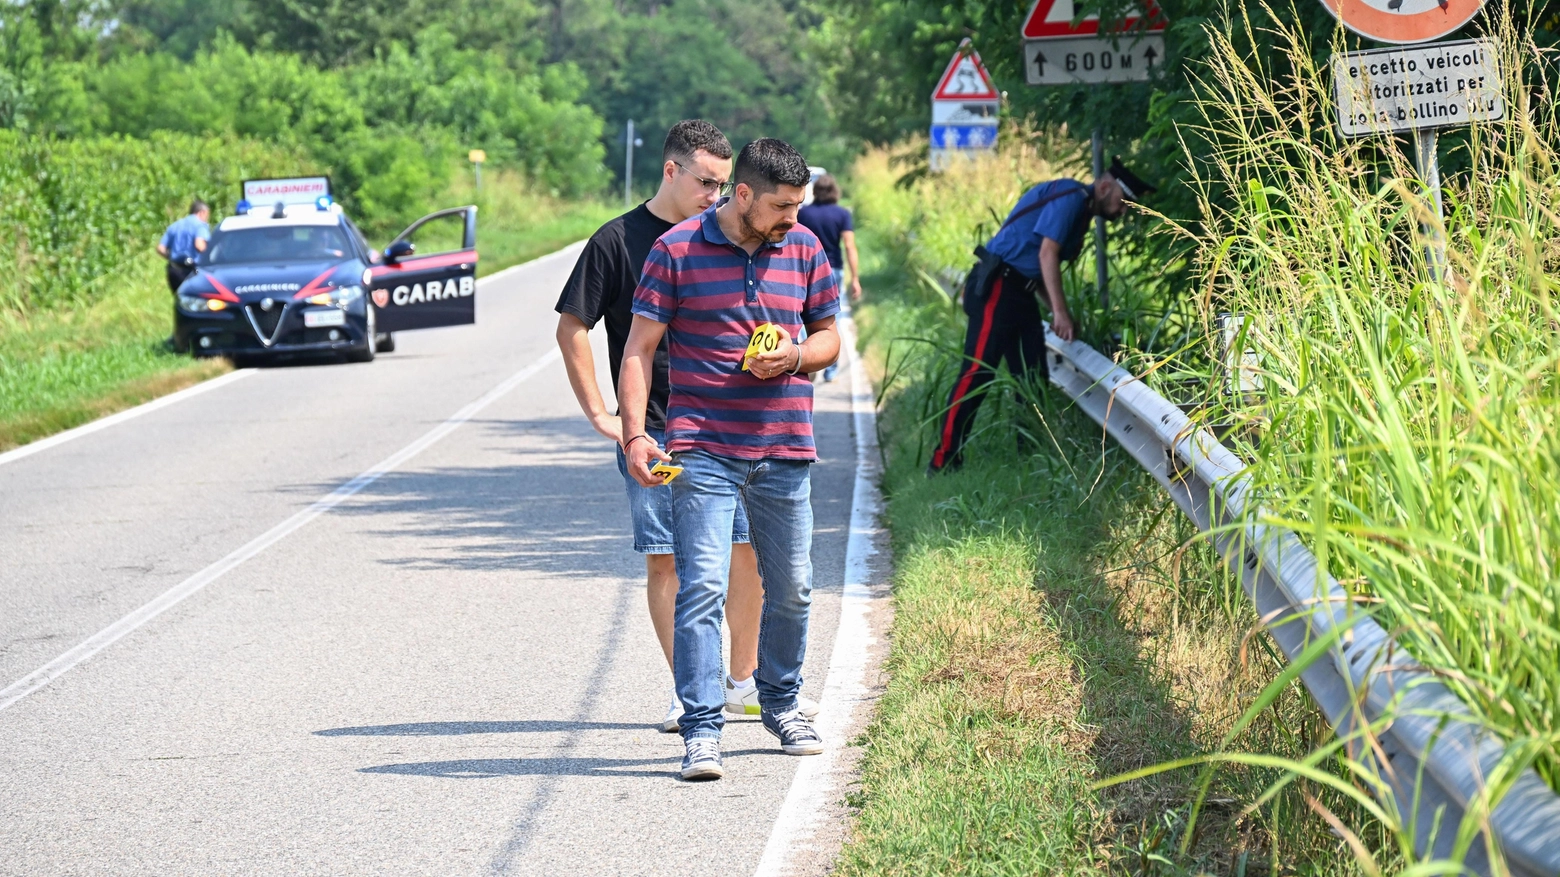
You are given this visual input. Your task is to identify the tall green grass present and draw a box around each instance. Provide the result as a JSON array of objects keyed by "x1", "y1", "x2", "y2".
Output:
[{"x1": 1168, "y1": 3, "x2": 1560, "y2": 866}]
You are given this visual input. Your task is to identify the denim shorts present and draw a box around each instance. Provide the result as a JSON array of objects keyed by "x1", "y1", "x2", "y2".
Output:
[{"x1": 615, "y1": 428, "x2": 749, "y2": 554}]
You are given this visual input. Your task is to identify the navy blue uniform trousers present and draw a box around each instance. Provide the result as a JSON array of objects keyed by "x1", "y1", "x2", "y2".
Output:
[{"x1": 930, "y1": 260, "x2": 1048, "y2": 472}]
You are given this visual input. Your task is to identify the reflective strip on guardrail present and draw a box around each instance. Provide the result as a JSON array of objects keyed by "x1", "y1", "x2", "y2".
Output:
[{"x1": 1044, "y1": 332, "x2": 1560, "y2": 876}]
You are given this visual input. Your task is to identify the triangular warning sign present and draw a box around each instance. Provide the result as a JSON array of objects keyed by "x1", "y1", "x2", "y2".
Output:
[
  {"x1": 931, "y1": 40, "x2": 999, "y2": 101},
  {"x1": 1021, "y1": 0, "x2": 1166, "y2": 39}
]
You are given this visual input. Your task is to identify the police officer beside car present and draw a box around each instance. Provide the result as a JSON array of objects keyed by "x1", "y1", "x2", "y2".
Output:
[
  {"x1": 928, "y1": 157, "x2": 1154, "y2": 474},
  {"x1": 157, "y1": 199, "x2": 212, "y2": 351}
]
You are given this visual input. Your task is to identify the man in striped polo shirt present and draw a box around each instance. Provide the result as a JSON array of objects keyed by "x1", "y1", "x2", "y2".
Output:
[{"x1": 619, "y1": 138, "x2": 841, "y2": 780}]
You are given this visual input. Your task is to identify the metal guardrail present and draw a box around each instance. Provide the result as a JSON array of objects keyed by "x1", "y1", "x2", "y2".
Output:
[{"x1": 1044, "y1": 333, "x2": 1560, "y2": 876}]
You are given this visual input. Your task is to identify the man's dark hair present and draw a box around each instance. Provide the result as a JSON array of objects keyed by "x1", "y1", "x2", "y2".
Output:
[
  {"x1": 663, "y1": 120, "x2": 733, "y2": 163},
  {"x1": 733, "y1": 138, "x2": 810, "y2": 196},
  {"x1": 189, "y1": 199, "x2": 209, "y2": 214},
  {"x1": 810, "y1": 174, "x2": 840, "y2": 205}
]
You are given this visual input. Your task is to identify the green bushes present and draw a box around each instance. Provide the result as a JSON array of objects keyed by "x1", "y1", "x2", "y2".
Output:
[
  {"x1": 847, "y1": 125, "x2": 1179, "y2": 351},
  {"x1": 0, "y1": 130, "x2": 306, "y2": 313}
]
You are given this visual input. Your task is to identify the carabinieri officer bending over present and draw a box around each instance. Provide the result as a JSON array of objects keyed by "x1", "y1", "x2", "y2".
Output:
[{"x1": 928, "y1": 156, "x2": 1154, "y2": 474}]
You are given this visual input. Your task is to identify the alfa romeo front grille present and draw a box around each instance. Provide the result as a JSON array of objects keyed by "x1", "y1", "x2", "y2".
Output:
[{"x1": 243, "y1": 302, "x2": 289, "y2": 347}]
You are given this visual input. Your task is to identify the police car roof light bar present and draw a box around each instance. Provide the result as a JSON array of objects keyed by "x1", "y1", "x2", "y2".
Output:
[{"x1": 242, "y1": 177, "x2": 334, "y2": 213}]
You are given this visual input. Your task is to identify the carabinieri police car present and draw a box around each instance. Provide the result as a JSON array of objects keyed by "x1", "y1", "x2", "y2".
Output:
[{"x1": 172, "y1": 176, "x2": 479, "y2": 363}]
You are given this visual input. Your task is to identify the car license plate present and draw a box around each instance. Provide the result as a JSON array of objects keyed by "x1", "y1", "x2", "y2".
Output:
[{"x1": 303, "y1": 308, "x2": 345, "y2": 328}]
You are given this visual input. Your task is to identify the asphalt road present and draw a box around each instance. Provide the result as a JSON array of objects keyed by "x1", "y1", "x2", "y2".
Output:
[{"x1": 0, "y1": 244, "x2": 871, "y2": 876}]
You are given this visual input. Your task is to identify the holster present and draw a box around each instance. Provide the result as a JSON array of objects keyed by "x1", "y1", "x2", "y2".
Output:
[{"x1": 961, "y1": 245, "x2": 1006, "y2": 317}]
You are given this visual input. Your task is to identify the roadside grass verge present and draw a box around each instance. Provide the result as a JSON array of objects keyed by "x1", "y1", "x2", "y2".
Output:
[
  {"x1": 0, "y1": 184, "x2": 612, "y2": 454},
  {"x1": 0, "y1": 260, "x2": 229, "y2": 452},
  {"x1": 449, "y1": 169, "x2": 619, "y2": 273},
  {"x1": 836, "y1": 149, "x2": 1390, "y2": 874}
]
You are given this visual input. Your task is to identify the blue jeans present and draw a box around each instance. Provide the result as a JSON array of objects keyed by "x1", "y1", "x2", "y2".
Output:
[
  {"x1": 670, "y1": 450, "x2": 814, "y2": 741},
  {"x1": 614, "y1": 427, "x2": 749, "y2": 553}
]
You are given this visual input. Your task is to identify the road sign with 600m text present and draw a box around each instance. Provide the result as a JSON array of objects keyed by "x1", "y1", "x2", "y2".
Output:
[{"x1": 1024, "y1": 35, "x2": 1164, "y2": 85}]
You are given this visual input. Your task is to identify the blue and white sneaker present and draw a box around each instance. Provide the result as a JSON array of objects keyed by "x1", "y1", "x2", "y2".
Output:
[
  {"x1": 680, "y1": 738, "x2": 724, "y2": 780},
  {"x1": 762, "y1": 708, "x2": 825, "y2": 756}
]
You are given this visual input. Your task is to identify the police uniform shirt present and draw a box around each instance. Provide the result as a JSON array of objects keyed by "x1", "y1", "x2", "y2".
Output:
[
  {"x1": 983, "y1": 180, "x2": 1092, "y2": 280},
  {"x1": 161, "y1": 214, "x2": 211, "y2": 262},
  {"x1": 554, "y1": 202, "x2": 676, "y2": 432}
]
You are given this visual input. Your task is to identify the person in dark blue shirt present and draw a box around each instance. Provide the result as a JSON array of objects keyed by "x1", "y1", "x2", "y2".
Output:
[
  {"x1": 929, "y1": 157, "x2": 1154, "y2": 473},
  {"x1": 158, "y1": 199, "x2": 211, "y2": 291},
  {"x1": 157, "y1": 199, "x2": 211, "y2": 351},
  {"x1": 797, "y1": 175, "x2": 860, "y2": 302},
  {"x1": 798, "y1": 174, "x2": 860, "y2": 382}
]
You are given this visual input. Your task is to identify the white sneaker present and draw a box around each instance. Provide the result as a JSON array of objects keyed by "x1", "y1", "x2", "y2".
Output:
[
  {"x1": 658, "y1": 692, "x2": 682, "y2": 733},
  {"x1": 724, "y1": 678, "x2": 820, "y2": 719}
]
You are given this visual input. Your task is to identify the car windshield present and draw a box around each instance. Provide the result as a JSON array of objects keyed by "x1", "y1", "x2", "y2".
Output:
[{"x1": 205, "y1": 225, "x2": 351, "y2": 264}]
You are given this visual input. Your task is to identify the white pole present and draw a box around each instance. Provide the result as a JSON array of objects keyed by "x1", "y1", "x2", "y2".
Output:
[
  {"x1": 625, "y1": 119, "x2": 635, "y2": 207},
  {"x1": 1092, "y1": 129, "x2": 1107, "y2": 312},
  {"x1": 1413, "y1": 128, "x2": 1444, "y2": 280}
]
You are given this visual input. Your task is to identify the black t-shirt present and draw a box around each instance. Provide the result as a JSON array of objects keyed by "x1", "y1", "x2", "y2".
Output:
[{"x1": 555, "y1": 203, "x2": 676, "y2": 432}]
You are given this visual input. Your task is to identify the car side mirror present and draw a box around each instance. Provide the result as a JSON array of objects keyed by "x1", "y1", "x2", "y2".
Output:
[{"x1": 385, "y1": 240, "x2": 415, "y2": 263}]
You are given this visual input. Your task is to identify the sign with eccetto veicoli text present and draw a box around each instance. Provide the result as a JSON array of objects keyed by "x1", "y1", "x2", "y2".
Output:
[{"x1": 1332, "y1": 39, "x2": 1503, "y2": 137}]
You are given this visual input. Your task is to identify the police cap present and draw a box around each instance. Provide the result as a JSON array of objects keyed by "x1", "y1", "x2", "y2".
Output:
[{"x1": 1108, "y1": 156, "x2": 1156, "y2": 202}]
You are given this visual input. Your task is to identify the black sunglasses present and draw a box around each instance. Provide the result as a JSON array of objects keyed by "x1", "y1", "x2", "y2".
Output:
[{"x1": 674, "y1": 160, "x2": 733, "y2": 196}]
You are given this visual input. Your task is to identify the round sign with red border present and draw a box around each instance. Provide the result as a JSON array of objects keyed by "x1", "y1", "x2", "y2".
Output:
[{"x1": 1318, "y1": 0, "x2": 1485, "y2": 44}]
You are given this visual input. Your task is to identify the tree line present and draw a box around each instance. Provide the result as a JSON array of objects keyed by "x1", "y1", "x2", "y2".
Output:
[
  {"x1": 1, "y1": 0, "x2": 845, "y2": 228},
  {"x1": 814, "y1": 0, "x2": 1558, "y2": 301}
]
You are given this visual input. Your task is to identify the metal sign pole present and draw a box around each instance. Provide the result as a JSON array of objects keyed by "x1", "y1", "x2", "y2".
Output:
[
  {"x1": 467, "y1": 149, "x2": 486, "y2": 197},
  {"x1": 624, "y1": 120, "x2": 635, "y2": 207},
  {"x1": 1092, "y1": 128, "x2": 1108, "y2": 312},
  {"x1": 1333, "y1": 38, "x2": 1503, "y2": 285},
  {"x1": 1413, "y1": 127, "x2": 1445, "y2": 280}
]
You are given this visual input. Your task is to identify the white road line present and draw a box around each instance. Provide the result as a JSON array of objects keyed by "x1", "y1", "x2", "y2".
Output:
[
  {"x1": 753, "y1": 303, "x2": 884, "y2": 877},
  {"x1": 0, "y1": 348, "x2": 562, "y2": 714},
  {"x1": 0, "y1": 240, "x2": 587, "y2": 469},
  {"x1": 0, "y1": 369, "x2": 257, "y2": 468}
]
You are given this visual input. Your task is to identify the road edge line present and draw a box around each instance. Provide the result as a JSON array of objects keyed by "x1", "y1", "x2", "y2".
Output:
[
  {"x1": 0, "y1": 348, "x2": 562, "y2": 714},
  {"x1": 752, "y1": 302, "x2": 885, "y2": 877},
  {"x1": 0, "y1": 240, "x2": 588, "y2": 469}
]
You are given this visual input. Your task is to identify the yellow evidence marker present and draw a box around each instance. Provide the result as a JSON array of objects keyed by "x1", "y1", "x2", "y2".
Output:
[
  {"x1": 741, "y1": 322, "x2": 782, "y2": 371},
  {"x1": 650, "y1": 462, "x2": 683, "y2": 483}
]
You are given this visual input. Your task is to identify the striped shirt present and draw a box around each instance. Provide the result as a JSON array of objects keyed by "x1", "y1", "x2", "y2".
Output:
[{"x1": 632, "y1": 201, "x2": 840, "y2": 461}]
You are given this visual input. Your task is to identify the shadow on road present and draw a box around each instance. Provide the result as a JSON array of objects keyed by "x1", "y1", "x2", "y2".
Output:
[
  {"x1": 314, "y1": 415, "x2": 636, "y2": 580},
  {"x1": 359, "y1": 749, "x2": 775, "y2": 780},
  {"x1": 315, "y1": 720, "x2": 645, "y2": 736}
]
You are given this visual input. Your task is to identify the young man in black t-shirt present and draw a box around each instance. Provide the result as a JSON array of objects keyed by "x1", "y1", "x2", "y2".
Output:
[{"x1": 554, "y1": 120, "x2": 817, "y2": 733}]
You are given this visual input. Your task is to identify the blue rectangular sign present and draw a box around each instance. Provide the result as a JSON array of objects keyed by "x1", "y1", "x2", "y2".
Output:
[{"x1": 929, "y1": 124, "x2": 997, "y2": 150}]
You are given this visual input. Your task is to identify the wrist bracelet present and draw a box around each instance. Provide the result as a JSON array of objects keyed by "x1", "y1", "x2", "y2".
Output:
[
  {"x1": 624, "y1": 434, "x2": 652, "y2": 452},
  {"x1": 786, "y1": 345, "x2": 804, "y2": 375}
]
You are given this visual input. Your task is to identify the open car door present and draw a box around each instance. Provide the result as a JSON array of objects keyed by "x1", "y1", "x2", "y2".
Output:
[{"x1": 368, "y1": 206, "x2": 478, "y2": 333}]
